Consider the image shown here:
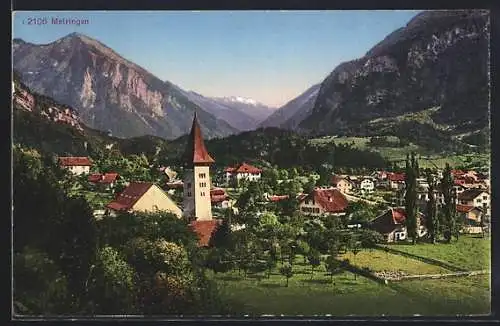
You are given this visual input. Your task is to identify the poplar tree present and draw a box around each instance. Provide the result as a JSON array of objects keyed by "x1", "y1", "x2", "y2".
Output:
[
  {"x1": 440, "y1": 163, "x2": 457, "y2": 243},
  {"x1": 425, "y1": 172, "x2": 439, "y2": 243},
  {"x1": 404, "y1": 153, "x2": 418, "y2": 244}
]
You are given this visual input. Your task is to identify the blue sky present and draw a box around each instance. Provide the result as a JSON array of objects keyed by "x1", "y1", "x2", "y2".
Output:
[{"x1": 12, "y1": 10, "x2": 422, "y2": 107}]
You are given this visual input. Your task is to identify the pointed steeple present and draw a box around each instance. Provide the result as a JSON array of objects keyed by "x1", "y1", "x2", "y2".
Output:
[{"x1": 182, "y1": 111, "x2": 215, "y2": 166}]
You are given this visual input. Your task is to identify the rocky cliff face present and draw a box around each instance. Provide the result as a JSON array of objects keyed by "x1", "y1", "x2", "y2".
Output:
[
  {"x1": 12, "y1": 33, "x2": 238, "y2": 139},
  {"x1": 13, "y1": 72, "x2": 84, "y2": 132},
  {"x1": 300, "y1": 10, "x2": 490, "y2": 137}
]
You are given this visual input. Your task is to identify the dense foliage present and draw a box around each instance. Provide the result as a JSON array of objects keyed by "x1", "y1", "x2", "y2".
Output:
[{"x1": 13, "y1": 145, "x2": 228, "y2": 315}]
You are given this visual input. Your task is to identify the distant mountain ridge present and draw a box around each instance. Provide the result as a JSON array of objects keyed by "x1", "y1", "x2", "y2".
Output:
[
  {"x1": 12, "y1": 32, "x2": 238, "y2": 140},
  {"x1": 179, "y1": 90, "x2": 260, "y2": 131},
  {"x1": 210, "y1": 96, "x2": 277, "y2": 124},
  {"x1": 299, "y1": 10, "x2": 489, "y2": 138},
  {"x1": 259, "y1": 83, "x2": 321, "y2": 130}
]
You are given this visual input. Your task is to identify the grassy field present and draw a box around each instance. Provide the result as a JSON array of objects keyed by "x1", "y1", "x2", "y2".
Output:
[
  {"x1": 381, "y1": 235, "x2": 491, "y2": 271},
  {"x1": 339, "y1": 250, "x2": 450, "y2": 275},
  {"x1": 215, "y1": 263, "x2": 490, "y2": 316}
]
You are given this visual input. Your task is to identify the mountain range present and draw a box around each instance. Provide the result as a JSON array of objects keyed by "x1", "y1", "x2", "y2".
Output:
[
  {"x1": 12, "y1": 10, "x2": 490, "y2": 150},
  {"x1": 12, "y1": 33, "x2": 260, "y2": 140},
  {"x1": 300, "y1": 10, "x2": 490, "y2": 138}
]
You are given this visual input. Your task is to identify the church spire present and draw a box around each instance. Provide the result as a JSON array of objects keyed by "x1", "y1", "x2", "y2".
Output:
[{"x1": 182, "y1": 111, "x2": 215, "y2": 167}]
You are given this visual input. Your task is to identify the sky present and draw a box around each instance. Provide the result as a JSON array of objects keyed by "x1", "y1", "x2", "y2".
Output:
[{"x1": 12, "y1": 10, "x2": 422, "y2": 107}]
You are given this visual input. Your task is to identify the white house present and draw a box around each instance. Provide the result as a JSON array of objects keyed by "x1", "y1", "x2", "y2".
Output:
[
  {"x1": 58, "y1": 156, "x2": 92, "y2": 175},
  {"x1": 458, "y1": 189, "x2": 490, "y2": 217},
  {"x1": 359, "y1": 178, "x2": 375, "y2": 193},
  {"x1": 224, "y1": 162, "x2": 262, "y2": 185}
]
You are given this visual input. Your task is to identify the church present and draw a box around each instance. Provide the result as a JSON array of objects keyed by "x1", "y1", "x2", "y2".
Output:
[{"x1": 182, "y1": 112, "x2": 221, "y2": 246}]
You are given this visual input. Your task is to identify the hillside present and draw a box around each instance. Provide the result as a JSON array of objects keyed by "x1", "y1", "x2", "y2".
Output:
[
  {"x1": 299, "y1": 10, "x2": 489, "y2": 140},
  {"x1": 12, "y1": 33, "x2": 238, "y2": 140},
  {"x1": 259, "y1": 84, "x2": 321, "y2": 130}
]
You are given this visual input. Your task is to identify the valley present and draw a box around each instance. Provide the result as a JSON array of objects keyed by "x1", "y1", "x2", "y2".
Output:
[{"x1": 11, "y1": 9, "x2": 491, "y2": 319}]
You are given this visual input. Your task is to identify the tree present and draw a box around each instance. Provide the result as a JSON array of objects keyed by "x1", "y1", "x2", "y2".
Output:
[
  {"x1": 348, "y1": 237, "x2": 362, "y2": 280},
  {"x1": 303, "y1": 176, "x2": 316, "y2": 194},
  {"x1": 358, "y1": 229, "x2": 384, "y2": 250},
  {"x1": 307, "y1": 250, "x2": 321, "y2": 280},
  {"x1": 14, "y1": 247, "x2": 71, "y2": 314},
  {"x1": 296, "y1": 240, "x2": 311, "y2": 264},
  {"x1": 209, "y1": 218, "x2": 231, "y2": 249},
  {"x1": 279, "y1": 169, "x2": 289, "y2": 181},
  {"x1": 440, "y1": 163, "x2": 458, "y2": 243},
  {"x1": 404, "y1": 153, "x2": 418, "y2": 244},
  {"x1": 425, "y1": 173, "x2": 439, "y2": 243},
  {"x1": 325, "y1": 255, "x2": 342, "y2": 285},
  {"x1": 279, "y1": 263, "x2": 293, "y2": 287},
  {"x1": 265, "y1": 251, "x2": 278, "y2": 278},
  {"x1": 87, "y1": 246, "x2": 138, "y2": 314},
  {"x1": 13, "y1": 146, "x2": 98, "y2": 311}
]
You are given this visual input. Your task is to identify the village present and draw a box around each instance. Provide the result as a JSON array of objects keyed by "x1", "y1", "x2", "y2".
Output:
[{"x1": 57, "y1": 113, "x2": 491, "y2": 247}]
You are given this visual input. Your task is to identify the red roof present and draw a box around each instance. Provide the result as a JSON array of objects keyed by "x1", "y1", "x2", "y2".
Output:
[
  {"x1": 88, "y1": 173, "x2": 102, "y2": 183},
  {"x1": 452, "y1": 170, "x2": 466, "y2": 176},
  {"x1": 189, "y1": 219, "x2": 221, "y2": 247},
  {"x1": 301, "y1": 188, "x2": 348, "y2": 213},
  {"x1": 391, "y1": 208, "x2": 407, "y2": 224},
  {"x1": 182, "y1": 112, "x2": 215, "y2": 165},
  {"x1": 106, "y1": 182, "x2": 153, "y2": 211},
  {"x1": 370, "y1": 208, "x2": 424, "y2": 234},
  {"x1": 269, "y1": 195, "x2": 289, "y2": 202},
  {"x1": 210, "y1": 188, "x2": 228, "y2": 203},
  {"x1": 387, "y1": 173, "x2": 405, "y2": 182},
  {"x1": 225, "y1": 162, "x2": 262, "y2": 174},
  {"x1": 456, "y1": 204, "x2": 476, "y2": 213},
  {"x1": 59, "y1": 156, "x2": 92, "y2": 166},
  {"x1": 101, "y1": 173, "x2": 119, "y2": 184},
  {"x1": 210, "y1": 188, "x2": 226, "y2": 196},
  {"x1": 88, "y1": 172, "x2": 119, "y2": 184},
  {"x1": 457, "y1": 176, "x2": 477, "y2": 184}
]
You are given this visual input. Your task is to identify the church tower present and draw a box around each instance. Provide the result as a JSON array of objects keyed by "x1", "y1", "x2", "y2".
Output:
[{"x1": 182, "y1": 112, "x2": 215, "y2": 222}]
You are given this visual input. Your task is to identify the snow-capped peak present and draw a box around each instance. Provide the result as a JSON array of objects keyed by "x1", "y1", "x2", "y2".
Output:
[{"x1": 218, "y1": 96, "x2": 260, "y2": 106}]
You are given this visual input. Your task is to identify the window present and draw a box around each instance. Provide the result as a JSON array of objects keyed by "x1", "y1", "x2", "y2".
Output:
[
  {"x1": 187, "y1": 182, "x2": 192, "y2": 188},
  {"x1": 199, "y1": 173, "x2": 206, "y2": 179},
  {"x1": 201, "y1": 192, "x2": 205, "y2": 196},
  {"x1": 483, "y1": 195, "x2": 488, "y2": 200},
  {"x1": 187, "y1": 191, "x2": 192, "y2": 197}
]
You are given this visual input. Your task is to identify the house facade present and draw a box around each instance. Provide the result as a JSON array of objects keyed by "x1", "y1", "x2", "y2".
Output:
[
  {"x1": 106, "y1": 182, "x2": 182, "y2": 217},
  {"x1": 370, "y1": 208, "x2": 427, "y2": 243},
  {"x1": 359, "y1": 178, "x2": 375, "y2": 193},
  {"x1": 387, "y1": 172, "x2": 406, "y2": 190},
  {"x1": 88, "y1": 172, "x2": 119, "y2": 190},
  {"x1": 224, "y1": 162, "x2": 262, "y2": 185},
  {"x1": 298, "y1": 187, "x2": 349, "y2": 216},
  {"x1": 457, "y1": 189, "x2": 490, "y2": 216},
  {"x1": 456, "y1": 204, "x2": 483, "y2": 226},
  {"x1": 210, "y1": 188, "x2": 231, "y2": 209},
  {"x1": 331, "y1": 175, "x2": 353, "y2": 194},
  {"x1": 58, "y1": 156, "x2": 92, "y2": 175}
]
